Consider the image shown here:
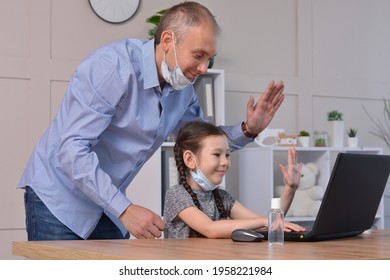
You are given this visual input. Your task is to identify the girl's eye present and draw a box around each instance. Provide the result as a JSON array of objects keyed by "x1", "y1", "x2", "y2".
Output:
[{"x1": 213, "y1": 153, "x2": 230, "y2": 159}]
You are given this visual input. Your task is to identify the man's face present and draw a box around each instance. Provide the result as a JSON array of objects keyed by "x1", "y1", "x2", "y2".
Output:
[{"x1": 168, "y1": 24, "x2": 217, "y2": 81}]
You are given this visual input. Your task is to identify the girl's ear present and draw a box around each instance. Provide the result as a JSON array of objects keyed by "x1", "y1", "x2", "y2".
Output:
[{"x1": 183, "y1": 150, "x2": 196, "y2": 170}]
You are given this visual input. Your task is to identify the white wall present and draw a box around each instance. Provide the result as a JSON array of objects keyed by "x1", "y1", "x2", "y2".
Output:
[
  {"x1": 212, "y1": 0, "x2": 390, "y2": 229},
  {"x1": 1, "y1": 0, "x2": 390, "y2": 259}
]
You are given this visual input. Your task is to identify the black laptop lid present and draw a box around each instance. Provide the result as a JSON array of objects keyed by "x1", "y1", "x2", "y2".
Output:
[{"x1": 310, "y1": 153, "x2": 390, "y2": 240}]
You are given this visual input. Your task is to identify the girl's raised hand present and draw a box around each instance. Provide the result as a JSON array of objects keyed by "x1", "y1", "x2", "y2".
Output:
[{"x1": 278, "y1": 147, "x2": 302, "y2": 190}]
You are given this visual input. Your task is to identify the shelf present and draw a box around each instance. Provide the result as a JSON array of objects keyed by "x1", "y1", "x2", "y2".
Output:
[
  {"x1": 257, "y1": 146, "x2": 383, "y2": 152},
  {"x1": 161, "y1": 142, "x2": 175, "y2": 148}
]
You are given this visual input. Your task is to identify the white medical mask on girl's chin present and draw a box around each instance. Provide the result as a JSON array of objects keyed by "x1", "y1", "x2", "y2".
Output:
[
  {"x1": 161, "y1": 35, "x2": 195, "y2": 90},
  {"x1": 190, "y1": 167, "x2": 218, "y2": 192}
]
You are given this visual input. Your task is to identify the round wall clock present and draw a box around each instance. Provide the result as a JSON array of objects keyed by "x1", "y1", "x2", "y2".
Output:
[{"x1": 89, "y1": 0, "x2": 140, "y2": 24}]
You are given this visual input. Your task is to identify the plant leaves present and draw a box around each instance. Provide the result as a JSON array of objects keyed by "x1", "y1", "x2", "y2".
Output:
[
  {"x1": 363, "y1": 100, "x2": 390, "y2": 149},
  {"x1": 146, "y1": 15, "x2": 161, "y2": 25}
]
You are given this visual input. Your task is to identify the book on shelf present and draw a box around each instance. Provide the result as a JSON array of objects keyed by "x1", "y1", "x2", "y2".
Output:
[{"x1": 194, "y1": 76, "x2": 215, "y2": 124}]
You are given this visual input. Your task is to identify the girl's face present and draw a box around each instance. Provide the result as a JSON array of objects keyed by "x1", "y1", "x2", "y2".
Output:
[{"x1": 194, "y1": 135, "x2": 231, "y2": 186}]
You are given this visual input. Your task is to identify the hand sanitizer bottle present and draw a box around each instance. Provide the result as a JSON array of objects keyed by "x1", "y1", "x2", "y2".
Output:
[{"x1": 268, "y1": 198, "x2": 284, "y2": 245}]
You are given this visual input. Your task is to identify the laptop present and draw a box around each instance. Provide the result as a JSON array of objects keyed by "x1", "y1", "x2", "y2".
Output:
[{"x1": 261, "y1": 153, "x2": 390, "y2": 242}]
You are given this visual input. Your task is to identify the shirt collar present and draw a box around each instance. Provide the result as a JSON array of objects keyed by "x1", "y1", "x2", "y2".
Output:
[{"x1": 142, "y1": 39, "x2": 160, "y2": 90}]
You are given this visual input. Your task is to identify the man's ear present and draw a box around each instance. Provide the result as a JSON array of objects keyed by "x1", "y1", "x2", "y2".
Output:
[
  {"x1": 183, "y1": 150, "x2": 196, "y2": 170},
  {"x1": 160, "y1": 30, "x2": 173, "y2": 52}
]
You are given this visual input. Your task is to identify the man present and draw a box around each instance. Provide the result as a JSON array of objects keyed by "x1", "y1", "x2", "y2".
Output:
[{"x1": 18, "y1": 1, "x2": 284, "y2": 240}]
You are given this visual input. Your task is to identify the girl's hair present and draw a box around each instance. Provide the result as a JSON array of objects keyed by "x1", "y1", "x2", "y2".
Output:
[
  {"x1": 155, "y1": 1, "x2": 221, "y2": 45},
  {"x1": 173, "y1": 121, "x2": 229, "y2": 237}
]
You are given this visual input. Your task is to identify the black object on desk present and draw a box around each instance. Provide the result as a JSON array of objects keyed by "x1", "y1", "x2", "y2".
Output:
[{"x1": 231, "y1": 229, "x2": 264, "y2": 242}]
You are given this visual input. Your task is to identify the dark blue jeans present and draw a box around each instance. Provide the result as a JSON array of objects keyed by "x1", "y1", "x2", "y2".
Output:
[{"x1": 24, "y1": 186, "x2": 129, "y2": 240}]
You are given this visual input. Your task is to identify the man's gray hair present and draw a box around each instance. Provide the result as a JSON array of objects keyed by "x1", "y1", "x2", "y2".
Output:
[{"x1": 155, "y1": 1, "x2": 220, "y2": 45}]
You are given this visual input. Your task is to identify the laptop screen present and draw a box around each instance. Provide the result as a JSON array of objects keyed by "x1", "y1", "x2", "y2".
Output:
[{"x1": 310, "y1": 153, "x2": 390, "y2": 239}]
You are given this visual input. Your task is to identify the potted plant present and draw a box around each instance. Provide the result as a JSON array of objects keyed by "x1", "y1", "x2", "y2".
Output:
[
  {"x1": 347, "y1": 128, "x2": 358, "y2": 137},
  {"x1": 347, "y1": 128, "x2": 358, "y2": 148},
  {"x1": 145, "y1": 9, "x2": 167, "y2": 39},
  {"x1": 327, "y1": 110, "x2": 343, "y2": 121},
  {"x1": 297, "y1": 130, "x2": 310, "y2": 147},
  {"x1": 327, "y1": 110, "x2": 344, "y2": 147}
]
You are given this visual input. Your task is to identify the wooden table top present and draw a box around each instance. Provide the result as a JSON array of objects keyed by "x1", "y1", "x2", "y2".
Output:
[{"x1": 12, "y1": 229, "x2": 390, "y2": 260}]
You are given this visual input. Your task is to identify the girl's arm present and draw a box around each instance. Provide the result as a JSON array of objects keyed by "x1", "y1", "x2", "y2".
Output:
[
  {"x1": 178, "y1": 203, "x2": 267, "y2": 239},
  {"x1": 278, "y1": 148, "x2": 302, "y2": 213},
  {"x1": 178, "y1": 200, "x2": 305, "y2": 238}
]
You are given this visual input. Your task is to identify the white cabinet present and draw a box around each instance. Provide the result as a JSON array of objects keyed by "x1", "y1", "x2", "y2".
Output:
[{"x1": 238, "y1": 146, "x2": 385, "y2": 229}]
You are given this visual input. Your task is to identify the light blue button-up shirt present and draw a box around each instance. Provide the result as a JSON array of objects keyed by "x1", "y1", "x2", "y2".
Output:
[{"x1": 18, "y1": 38, "x2": 252, "y2": 239}]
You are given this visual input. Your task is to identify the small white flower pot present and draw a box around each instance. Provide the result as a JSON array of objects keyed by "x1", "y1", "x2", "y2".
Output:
[
  {"x1": 347, "y1": 137, "x2": 359, "y2": 148},
  {"x1": 298, "y1": 136, "x2": 310, "y2": 147}
]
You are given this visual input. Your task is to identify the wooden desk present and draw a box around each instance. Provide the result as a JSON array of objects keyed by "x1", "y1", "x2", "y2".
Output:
[{"x1": 12, "y1": 230, "x2": 390, "y2": 260}]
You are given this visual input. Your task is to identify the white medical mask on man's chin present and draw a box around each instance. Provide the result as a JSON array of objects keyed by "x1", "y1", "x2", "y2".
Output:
[
  {"x1": 161, "y1": 34, "x2": 195, "y2": 90},
  {"x1": 190, "y1": 163, "x2": 218, "y2": 192}
]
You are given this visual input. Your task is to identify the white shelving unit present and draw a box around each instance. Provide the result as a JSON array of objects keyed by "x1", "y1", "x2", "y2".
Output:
[
  {"x1": 127, "y1": 69, "x2": 225, "y2": 216},
  {"x1": 238, "y1": 146, "x2": 385, "y2": 229},
  {"x1": 194, "y1": 68, "x2": 225, "y2": 126}
]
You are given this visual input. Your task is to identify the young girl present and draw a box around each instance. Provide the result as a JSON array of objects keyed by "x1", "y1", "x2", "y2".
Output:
[{"x1": 163, "y1": 121, "x2": 305, "y2": 238}]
